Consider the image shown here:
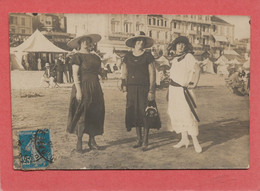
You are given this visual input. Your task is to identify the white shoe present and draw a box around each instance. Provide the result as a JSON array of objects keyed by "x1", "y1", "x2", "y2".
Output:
[
  {"x1": 193, "y1": 142, "x2": 202, "y2": 153},
  {"x1": 173, "y1": 139, "x2": 189, "y2": 149}
]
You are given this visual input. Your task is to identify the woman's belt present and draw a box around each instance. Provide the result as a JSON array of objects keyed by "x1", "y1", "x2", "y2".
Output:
[{"x1": 169, "y1": 79, "x2": 200, "y2": 122}]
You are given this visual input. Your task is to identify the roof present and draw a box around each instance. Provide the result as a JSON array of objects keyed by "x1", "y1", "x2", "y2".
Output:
[
  {"x1": 11, "y1": 30, "x2": 68, "y2": 53},
  {"x1": 222, "y1": 54, "x2": 245, "y2": 63},
  {"x1": 223, "y1": 49, "x2": 239, "y2": 56},
  {"x1": 211, "y1": 16, "x2": 231, "y2": 25}
]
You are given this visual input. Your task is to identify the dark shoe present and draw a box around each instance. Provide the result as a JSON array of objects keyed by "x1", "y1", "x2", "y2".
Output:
[
  {"x1": 133, "y1": 142, "x2": 142, "y2": 148},
  {"x1": 142, "y1": 128, "x2": 149, "y2": 152},
  {"x1": 142, "y1": 143, "x2": 148, "y2": 152},
  {"x1": 89, "y1": 137, "x2": 100, "y2": 150}
]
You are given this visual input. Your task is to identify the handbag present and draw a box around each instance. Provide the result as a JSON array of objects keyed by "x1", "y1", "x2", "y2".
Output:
[
  {"x1": 145, "y1": 100, "x2": 159, "y2": 118},
  {"x1": 145, "y1": 100, "x2": 161, "y2": 130}
]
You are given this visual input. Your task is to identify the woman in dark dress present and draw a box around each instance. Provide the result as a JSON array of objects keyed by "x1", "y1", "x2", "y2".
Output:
[
  {"x1": 121, "y1": 31, "x2": 161, "y2": 151},
  {"x1": 67, "y1": 34, "x2": 105, "y2": 153}
]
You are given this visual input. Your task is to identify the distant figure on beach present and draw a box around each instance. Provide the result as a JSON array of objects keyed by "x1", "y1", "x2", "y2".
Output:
[
  {"x1": 121, "y1": 31, "x2": 161, "y2": 151},
  {"x1": 37, "y1": 58, "x2": 42, "y2": 71},
  {"x1": 40, "y1": 63, "x2": 55, "y2": 88},
  {"x1": 56, "y1": 55, "x2": 64, "y2": 83},
  {"x1": 113, "y1": 63, "x2": 118, "y2": 72},
  {"x1": 167, "y1": 36, "x2": 202, "y2": 153},
  {"x1": 67, "y1": 33, "x2": 105, "y2": 153}
]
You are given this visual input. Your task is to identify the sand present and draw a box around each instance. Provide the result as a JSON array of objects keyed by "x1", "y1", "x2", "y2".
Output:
[{"x1": 11, "y1": 71, "x2": 249, "y2": 169}]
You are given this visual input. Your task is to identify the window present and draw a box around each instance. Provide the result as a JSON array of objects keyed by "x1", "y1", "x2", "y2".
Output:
[
  {"x1": 203, "y1": 25, "x2": 206, "y2": 32},
  {"x1": 165, "y1": 21, "x2": 167, "y2": 27},
  {"x1": 198, "y1": 15, "x2": 202, "y2": 20},
  {"x1": 213, "y1": 25, "x2": 216, "y2": 32},
  {"x1": 124, "y1": 22, "x2": 131, "y2": 33},
  {"x1": 10, "y1": 16, "x2": 17, "y2": 24},
  {"x1": 157, "y1": 31, "x2": 160, "y2": 39},
  {"x1": 161, "y1": 19, "x2": 163, "y2": 26},
  {"x1": 124, "y1": 23, "x2": 129, "y2": 33},
  {"x1": 136, "y1": 23, "x2": 139, "y2": 31},
  {"x1": 157, "y1": 20, "x2": 160, "y2": 26},
  {"x1": 153, "y1": 18, "x2": 156, "y2": 25},
  {"x1": 149, "y1": 30, "x2": 152, "y2": 37},
  {"x1": 149, "y1": 18, "x2": 151, "y2": 25},
  {"x1": 21, "y1": 18, "x2": 25, "y2": 26},
  {"x1": 174, "y1": 22, "x2": 177, "y2": 29},
  {"x1": 203, "y1": 38, "x2": 206, "y2": 45}
]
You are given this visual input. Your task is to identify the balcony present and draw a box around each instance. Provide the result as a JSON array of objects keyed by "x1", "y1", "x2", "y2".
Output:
[{"x1": 108, "y1": 32, "x2": 134, "y2": 41}]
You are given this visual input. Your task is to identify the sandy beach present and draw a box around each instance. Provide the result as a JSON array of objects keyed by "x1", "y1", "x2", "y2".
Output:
[{"x1": 11, "y1": 71, "x2": 249, "y2": 169}]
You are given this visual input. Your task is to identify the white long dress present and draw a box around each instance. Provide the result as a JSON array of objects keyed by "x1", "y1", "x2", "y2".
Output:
[{"x1": 168, "y1": 53, "x2": 198, "y2": 136}]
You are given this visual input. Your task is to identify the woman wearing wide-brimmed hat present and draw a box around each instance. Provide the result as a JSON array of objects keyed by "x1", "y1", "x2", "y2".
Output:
[
  {"x1": 66, "y1": 33, "x2": 105, "y2": 153},
  {"x1": 121, "y1": 31, "x2": 161, "y2": 151},
  {"x1": 167, "y1": 36, "x2": 202, "y2": 153}
]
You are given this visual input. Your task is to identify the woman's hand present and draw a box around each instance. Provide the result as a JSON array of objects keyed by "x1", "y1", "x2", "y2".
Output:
[
  {"x1": 187, "y1": 82, "x2": 196, "y2": 89},
  {"x1": 148, "y1": 92, "x2": 155, "y2": 101},
  {"x1": 76, "y1": 90, "x2": 82, "y2": 102}
]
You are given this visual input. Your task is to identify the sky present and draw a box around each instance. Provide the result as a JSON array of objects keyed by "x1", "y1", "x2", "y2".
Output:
[{"x1": 218, "y1": 15, "x2": 250, "y2": 40}]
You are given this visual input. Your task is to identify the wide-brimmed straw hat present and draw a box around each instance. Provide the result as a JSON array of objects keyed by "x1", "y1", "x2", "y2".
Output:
[
  {"x1": 125, "y1": 31, "x2": 154, "y2": 49},
  {"x1": 67, "y1": 33, "x2": 102, "y2": 49},
  {"x1": 167, "y1": 36, "x2": 193, "y2": 52}
]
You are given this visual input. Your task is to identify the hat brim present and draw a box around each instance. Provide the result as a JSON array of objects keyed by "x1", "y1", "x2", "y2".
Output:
[
  {"x1": 169, "y1": 36, "x2": 191, "y2": 51},
  {"x1": 125, "y1": 36, "x2": 154, "y2": 49},
  {"x1": 67, "y1": 34, "x2": 102, "y2": 49}
]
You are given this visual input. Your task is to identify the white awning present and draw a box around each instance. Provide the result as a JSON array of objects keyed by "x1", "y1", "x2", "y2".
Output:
[{"x1": 214, "y1": 35, "x2": 228, "y2": 42}]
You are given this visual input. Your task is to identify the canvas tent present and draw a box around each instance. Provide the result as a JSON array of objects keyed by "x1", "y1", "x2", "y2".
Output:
[
  {"x1": 154, "y1": 56, "x2": 171, "y2": 86},
  {"x1": 10, "y1": 29, "x2": 68, "y2": 70},
  {"x1": 202, "y1": 58, "x2": 215, "y2": 74}
]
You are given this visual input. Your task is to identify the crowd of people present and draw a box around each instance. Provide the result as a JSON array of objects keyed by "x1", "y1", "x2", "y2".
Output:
[{"x1": 65, "y1": 31, "x2": 203, "y2": 154}]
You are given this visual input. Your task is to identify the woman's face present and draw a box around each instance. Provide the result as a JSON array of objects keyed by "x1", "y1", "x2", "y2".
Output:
[
  {"x1": 134, "y1": 38, "x2": 145, "y2": 50},
  {"x1": 80, "y1": 37, "x2": 93, "y2": 51},
  {"x1": 176, "y1": 42, "x2": 186, "y2": 54}
]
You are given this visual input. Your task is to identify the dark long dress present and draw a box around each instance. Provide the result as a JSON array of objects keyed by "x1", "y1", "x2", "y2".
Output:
[
  {"x1": 67, "y1": 53, "x2": 105, "y2": 137},
  {"x1": 123, "y1": 51, "x2": 161, "y2": 131}
]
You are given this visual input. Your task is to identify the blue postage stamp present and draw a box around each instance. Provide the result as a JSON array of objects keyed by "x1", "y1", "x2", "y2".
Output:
[{"x1": 18, "y1": 129, "x2": 53, "y2": 170}]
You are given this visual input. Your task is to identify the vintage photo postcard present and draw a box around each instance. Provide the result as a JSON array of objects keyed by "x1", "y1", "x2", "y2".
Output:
[{"x1": 9, "y1": 13, "x2": 250, "y2": 170}]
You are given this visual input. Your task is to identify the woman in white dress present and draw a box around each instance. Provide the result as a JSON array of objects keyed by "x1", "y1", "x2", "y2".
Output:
[{"x1": 167, "y1": 36, "x2": 202, "y2": 153}]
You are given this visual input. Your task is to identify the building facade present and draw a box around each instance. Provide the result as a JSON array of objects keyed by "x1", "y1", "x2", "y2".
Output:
[
  {"x1": 32, "y1": 13, "x2": 74, "y2": 50},
  {"x1": 9, "y1": 13, "x2": 33, "y2": 47},
  {"x1": 66, "y1": 14, "x2": 235, "y2": 54}
]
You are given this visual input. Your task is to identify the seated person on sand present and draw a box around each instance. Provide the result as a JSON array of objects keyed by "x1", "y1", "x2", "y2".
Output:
[{"x1": 40, "y1": 63, "x2": 56, "y2": 88}]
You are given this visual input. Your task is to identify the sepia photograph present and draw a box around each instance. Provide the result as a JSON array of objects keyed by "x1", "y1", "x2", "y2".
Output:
[{"x1": 9, "y1": 13, "x2": 250, "y2": 170}]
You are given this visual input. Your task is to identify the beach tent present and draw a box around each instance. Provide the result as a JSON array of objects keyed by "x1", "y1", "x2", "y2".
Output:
[
  {"x1": 11, "y1": 29, "x2": 68, "y2": 53},
  {"x1": 10, "y1": 29, "x2": 67, "y2": 70},
  {"x1": 102, "y1": 52, "x2": 121, "y2": 71},
  {"x1": 10, "y1": 52, "x2": 26, "y2": 70},
  {"x1": 154, "y1": 56, "x2": 171, "y2": 86},
  {"x1": 243, "y1": 60, "x2": 250, "y2": 69},
  {"x1": 202, "y1": 58, "x2": 215, "y2": 74},
  {"x1": 154, "y1": 56, "x2": 171, "y2": 71}
]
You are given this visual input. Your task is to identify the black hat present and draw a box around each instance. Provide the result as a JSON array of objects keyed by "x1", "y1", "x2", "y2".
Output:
[
  {"x1": 167, "y1": 36, "x2": 193, "y2": 53},
  {"x1": 125, "y1": 31, "x2": 154, "y2": 49}
]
